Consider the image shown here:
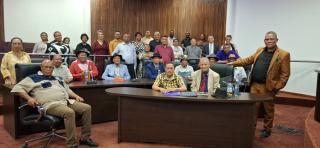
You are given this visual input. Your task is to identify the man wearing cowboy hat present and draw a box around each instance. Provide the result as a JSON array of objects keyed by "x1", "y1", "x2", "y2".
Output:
[
  {"x1": 207, "y1": 53, "x2": 219, "y2": 66},
  {"x1": 145, "y1": 53, "x2": 165, "y2": 80},
  {"x1": 69, "y1": 48, "x2": 98, "y2": 81},
  {"x1": 102, "y1": 54, "x2": 131, "y2": 81}
]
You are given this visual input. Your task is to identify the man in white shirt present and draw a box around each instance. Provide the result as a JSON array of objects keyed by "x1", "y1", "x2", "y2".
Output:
[
  {"x1": 51, "y1": 54, "x2": 73, "y2": 83},
  {"x1": 175, "y1": 57, "x2": 194, "y2": 80},
  {"x1": 112, "y1": 33, "x2": 137, "y2": 79}
]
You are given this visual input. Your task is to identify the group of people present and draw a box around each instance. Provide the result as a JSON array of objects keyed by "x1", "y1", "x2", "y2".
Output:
[
  {"x1": 1, "y1": 30, "x2": 291, "y2": 147},
  {"x1": 29, "y1": 29, "x2": 241, "y2": 80}
]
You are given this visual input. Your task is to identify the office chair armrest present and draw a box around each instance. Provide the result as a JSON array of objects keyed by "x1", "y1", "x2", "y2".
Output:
[{"x1": 19, "y1": 104, "x2": 44, "y2": 123}]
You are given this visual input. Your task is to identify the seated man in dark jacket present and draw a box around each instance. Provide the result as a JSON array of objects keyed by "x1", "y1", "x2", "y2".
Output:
[{"x1": 144, "y1": 53, "x2": 165, "y2": 79}]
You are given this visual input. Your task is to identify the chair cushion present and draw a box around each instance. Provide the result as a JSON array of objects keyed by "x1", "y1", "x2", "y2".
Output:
[{"x1": 22, "y1": 114, "x2": 63, "y2": 128}]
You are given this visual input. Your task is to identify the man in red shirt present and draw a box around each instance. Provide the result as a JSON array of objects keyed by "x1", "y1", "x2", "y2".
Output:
[{"x1": 154, "y1": 36, "x2": 174, "y2": 64}]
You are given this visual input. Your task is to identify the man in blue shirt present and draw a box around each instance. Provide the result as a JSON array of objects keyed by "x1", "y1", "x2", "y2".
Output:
[
  {"x1": 112, "y1": 33, "x2": 137, "y2": 79},
  {"x1": 216, "y1": 44, "x2": 239, "y2": 63},
  {"x1": 102, "y1": 54, "x2": 131, "y2": 81},
  {"x1": 145, "y1": 53, "x2": 165, "y2": 79}
]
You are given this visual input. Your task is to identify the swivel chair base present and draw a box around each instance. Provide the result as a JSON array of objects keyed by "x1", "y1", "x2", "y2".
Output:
[{"x1": 22, "y1": 129, "x2": 66, "y2": 148}]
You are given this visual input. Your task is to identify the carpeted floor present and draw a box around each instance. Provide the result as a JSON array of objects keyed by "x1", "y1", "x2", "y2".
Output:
[{"x1": 0, "y1": 104, "x2": 312, "y2": 148}]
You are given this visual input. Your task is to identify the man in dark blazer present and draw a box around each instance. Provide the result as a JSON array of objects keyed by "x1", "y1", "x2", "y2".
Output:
[
  {"x1": 144, "y1": 53, "x2": 165, "y2": 79},
  {"x1": 202, "y1": 35, "x2": 220, "y2": 57}
]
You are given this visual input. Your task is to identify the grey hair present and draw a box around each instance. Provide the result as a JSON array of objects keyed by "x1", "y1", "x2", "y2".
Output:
[{"x1": 266, "y1": 31, "x2": 278, "y2": 39}]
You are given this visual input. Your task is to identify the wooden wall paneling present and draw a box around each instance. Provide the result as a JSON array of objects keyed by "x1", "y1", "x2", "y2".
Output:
[{"x1": 91, "y1": 0, "x2": 227, "y2": 46}]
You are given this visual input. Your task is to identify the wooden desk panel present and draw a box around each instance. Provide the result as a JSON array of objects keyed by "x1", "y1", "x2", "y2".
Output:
[{"x1": 106, "y1": 87, "x2": 272, "y2": 148}]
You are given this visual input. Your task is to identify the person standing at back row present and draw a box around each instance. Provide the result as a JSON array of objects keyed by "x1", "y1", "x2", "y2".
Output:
[
  {"x1": 141, "y1": 30, "x2": 154, "y2": 44},
  {"x1": 33, "y1": 32, "x2": 48, "y2": 54},
  {"x1": 91, "y1": 30, "x2": 109, "y2": 79},
  {"x1": 228, "y1": 31, "x2": 290, "y2": 138},
  {"x1": 75, "y1": 33, "x2": 93, "y2": 54},
  {"x1": 154, "y1": 36, "x2": 174, "y2": 64},
  {"x1": 149, "y1": 31, "x2": 161, "y2": 52},
  {"x1": 112, "y1": 33, "x2": 137, "y2": 79},
  {"x1": 109, "y1": 31, "x2": 122, "y2": 54},
  {"x1": 184, "y1": 38, "x2": 202, "y2": 70}
]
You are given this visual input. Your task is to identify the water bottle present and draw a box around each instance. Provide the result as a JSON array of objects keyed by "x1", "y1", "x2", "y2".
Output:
[
  {"x1": 227, "y1": 82, "x2": 233, "y2": 97},
  {"x1": 85, "y1": 69, "x2": 89, "y2": 81},
  {"x1": 234, "y1": 79, "x2": 240, "y2": 96},
  {"x1": 157, "y1": 69, "x2": 161, "y2": 76}
]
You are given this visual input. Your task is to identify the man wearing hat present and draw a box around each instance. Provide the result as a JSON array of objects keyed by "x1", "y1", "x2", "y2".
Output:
[
  {"x1": 207, "y1": 53, "x2": 219, "y2": 66},
  {"x1": 102, "y1": 54, "x2": 131, "y2": 80},
  {"x1": 145, "y1": 53, "x2": 165, "y2": 80},
  {"x1": 69, "y1": 48, "x2": 98, "y2": 81},
  {"x1": 175, "y1": 56, "x2": 194, "y2": 80},
  {"x1": 228, "y1": 54, "x2": 247, "y2": 82}
]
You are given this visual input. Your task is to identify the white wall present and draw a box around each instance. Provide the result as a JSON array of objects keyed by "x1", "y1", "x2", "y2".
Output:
[
  {"x1": 4, "y1": 0, "x2": 91, "y2": 48},
  {"x1": 227, "y1": 0, "x2": 320, "y2": 96}
]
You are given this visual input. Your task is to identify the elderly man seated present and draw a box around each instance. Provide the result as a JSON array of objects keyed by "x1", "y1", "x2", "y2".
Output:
[
  {"x1": 102, "y1": 54, "x2": 131, "y2": 81},
  {"x1": 11, "y1": 59, "x2": 98, "y2": 148},
  {"x1": 51, "y1": 54, "x2": 73, "y2": 83},
  {"x1": 145, "y1": 53, "x2": 165, "y2": 79},
  {"x1": 191, "y1": 57, "x2": 220, "y2": 94},
  {"x1": 152, "y1": 62, "x2": 187, "y2": 93}
]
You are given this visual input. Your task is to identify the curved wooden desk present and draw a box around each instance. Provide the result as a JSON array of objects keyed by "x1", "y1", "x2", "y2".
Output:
[{"x1": 106, "y1": 87, "x2": 272, "y2": 148}]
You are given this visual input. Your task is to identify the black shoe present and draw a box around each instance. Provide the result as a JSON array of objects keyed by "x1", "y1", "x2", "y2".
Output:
[
  {"x1": 69, "y1": 144, "x2": 78, "y2": 148},
  {"x1": 79, "y1": 138, "x2": 99, "y2": 147},
  {"x1": 260, "y1": 130, "x2": 271, "y2": 138}
]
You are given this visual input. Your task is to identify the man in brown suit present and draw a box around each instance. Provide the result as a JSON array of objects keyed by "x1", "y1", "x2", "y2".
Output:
[{"x1": 229, "y1": 31, "x2": 290, "y2": 138}]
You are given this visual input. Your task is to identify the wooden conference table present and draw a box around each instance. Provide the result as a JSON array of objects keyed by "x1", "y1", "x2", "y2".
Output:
[
  {"x1": 2, "y1": 79, "x2": 154, "y2": 138},
  {"x1": 106, "y1": 87, "x2": 273, "y2": 148}
]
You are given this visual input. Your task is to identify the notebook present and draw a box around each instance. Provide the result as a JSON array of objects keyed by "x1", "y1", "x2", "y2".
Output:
[{"x1": 163, "y1": 91, "x2": 197, "y2": 97}]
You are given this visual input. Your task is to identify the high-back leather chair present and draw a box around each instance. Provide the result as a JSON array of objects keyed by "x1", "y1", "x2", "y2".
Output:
[
  {"x1": 15, "y1": 63, "x2": 66, "y2": 148},
  {"x1": 210, "y1": 64, "x2": 234, "y2": 86}
]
